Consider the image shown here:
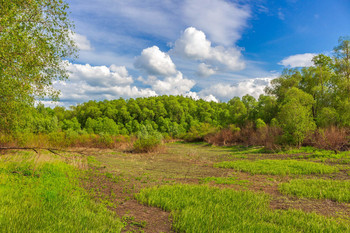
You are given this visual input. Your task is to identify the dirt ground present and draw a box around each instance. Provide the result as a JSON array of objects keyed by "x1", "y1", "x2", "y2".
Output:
[{"x1": 75, "y1": 142, "x2": 350, "y2": 232}]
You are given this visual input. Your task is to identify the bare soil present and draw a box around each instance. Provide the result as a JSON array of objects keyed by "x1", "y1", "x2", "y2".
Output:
[{"x1": 76, "y1": 143, "x2": 350, "y2": 232}]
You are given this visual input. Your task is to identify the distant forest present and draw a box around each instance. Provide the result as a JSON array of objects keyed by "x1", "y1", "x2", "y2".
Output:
[{"x1": 1, "y1": 37, "x2": 350, "y2": 149}]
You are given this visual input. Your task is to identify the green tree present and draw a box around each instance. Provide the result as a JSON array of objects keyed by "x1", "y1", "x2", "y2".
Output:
[
  {"x1": 0, "y1": 0, "x2": 76, "y2": 133},
  {"x1": 278, "y1": 88, "x2": 316, "y2": 147},
  {"x1": 228, "y1": 97, "x2": 247, "y2": 125},
  {"x1": 333, "y1": 37, "x2": 350, "y2": 99}
]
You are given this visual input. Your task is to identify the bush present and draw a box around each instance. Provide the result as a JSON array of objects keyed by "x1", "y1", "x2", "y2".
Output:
[
  {"x1": 205, "y1": 124, "x2": 282, "y2": 150},
  {"x1": 184, "y1": 123, "x2": 218, "y2": 142},
  {"x1": 305, "y1": 126, "x2": 349, "y2": 151},
  {"x1": 133, "y1": 136, "x2": 162, "y2": 153}
]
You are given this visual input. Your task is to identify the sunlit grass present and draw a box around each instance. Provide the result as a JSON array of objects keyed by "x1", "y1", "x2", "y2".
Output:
[
  {"x1": 0, "y1": 156, "x2": 123, "y2": 232},
  {"x1": 279, "y1": 178, "x2": 350, "y2": 203},
  {"x1": 200, "y1": 176, "x2": 249, "y2": 185},
  {"x1": 136, "y1": 184, "x2": 349, "y2": 233},
  {"x1": 214, "y1": 159, "x2": 339, "y2": 175}
]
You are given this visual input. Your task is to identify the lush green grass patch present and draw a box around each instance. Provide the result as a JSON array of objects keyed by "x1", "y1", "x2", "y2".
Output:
[
  {"x1": 200, "y1": 176, "x2": 249, "y2": 185},
  {"x1": 229, "y1": 145, "x2": 267, "y2": 155},
  {"x1": 0, "y1": 157, "x2": 123, "y2": 232},
  {"x1": 136, "y1": 184, "x2": 349, "y2": 233},
  {"x1": 279, "y1": 179, "x2": 350, "y2": 203},
  {"x1": 214, "y1": 159, "x2": 339, "y2": 175}
]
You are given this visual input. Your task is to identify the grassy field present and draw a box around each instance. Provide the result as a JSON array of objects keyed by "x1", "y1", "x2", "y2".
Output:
[
  {"x1": 0, "y1": 151, "x2": 123, "y2": 232},
  {"x1": 1, "y1": 142, "x2": 350, "y2": 232},
  {"x1": 279, "y1": 178, "x2": 350, "y2": 203},
  {"x1": 214, "y1": 159, "x2": 339, "y2": 175},
  {"x1": 136, "y1": 184, "x2": 349, "y2": 233}
]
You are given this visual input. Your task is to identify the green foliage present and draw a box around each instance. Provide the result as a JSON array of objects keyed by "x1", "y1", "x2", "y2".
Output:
[
  {"x1": 62, "y1": 117, "x2": 81, "y2": 131},
  {"x1": 215, "y1": 159, "x2": 338, "y2": 175},
  {"x1": 133, "y1": 125, "x2": 163, "y2": 153},
  {"x1": 255, "y1": 118, "x2": 266, "y2": 130},
  {"x1": 278, "y1": 88, "x2": 316, "y2": 146},
  {"x1": 0, "y1": 158, "x2": 123, "y2": 232},
  {"x1": 136, "y1": 184, "x2": 349, "y2": 233},
  {"x1": 0, "y1": 0, "x2": 76, "y2": 133},
  {"x1": 184, "y1": 122, "x2": 218, "y2": 141},
  {"x1": 133, "y1": 136, "x2": 162, "y2": 153},
  {"x1": 279, "y1": 179, "x2": 350, "y2": 203},
  {"x1": 316, "y1": 107, "x2": 339, "y2": 127},
  {"x1": 85, "y1": 117, "x2": 119, "y2": 135}
]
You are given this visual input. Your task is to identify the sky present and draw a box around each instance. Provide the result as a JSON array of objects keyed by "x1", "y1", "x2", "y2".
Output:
[{"x1": 49, "y1": 0, "x2": 350, "y2": 107}]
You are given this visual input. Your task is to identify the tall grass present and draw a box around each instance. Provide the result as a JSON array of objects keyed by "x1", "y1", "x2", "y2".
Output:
[
  {"x1": 279, "y1": 179, "x2": 350, "y2": 203},
  {"x1": 0, "y1": 156, "x2": 123, "y2": 232},
  {"x1": 136, "y1": 184, "x2": 349, "y2": 233},
  {"x1": 215, "y1": 159, "x2": 339, "y2": 175}
]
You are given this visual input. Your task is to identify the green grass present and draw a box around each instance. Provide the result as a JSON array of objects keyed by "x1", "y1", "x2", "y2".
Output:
[
  {"x1": 228, "y1": 145, "x2": 267, "y2": 155},
  {"x1": 200, "y1": 176, "x2": 249, "y2": 185},
  {"x1": 0, "y1": 158, "x2": 123, "y2": 232},
  {"x1": 279, "y1": 179, "x2": 350, "y2": 203},
  {"x1": 214, "y1": 159, "x2": 339, "y2": 175},
  {"x1": 277, "y1": 146, "x2": 317, "y2": 155},
  {"x1": 136, "y1": 184, "x2": 349, "y2": 233}
]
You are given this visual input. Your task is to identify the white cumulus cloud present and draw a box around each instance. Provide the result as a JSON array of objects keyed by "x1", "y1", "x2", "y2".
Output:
[
  {"x1": 173, "y1": 27, "x2": 245, "y2": 74},
  {"x1": 199, "y1": 77, "x2": 274, "y2": 101},
  {"x1": 279, "y1": 53, "x2": 317, "y2": 68},
  {"x1": 182, "y1": 0, "x2": 250, "y2": 46},
  {"x1": 197, "y1": 63, "x2": 217, "y2": 77},
  {"x1": 134, "y1": 46, "x2": 177, "y2": 76},
  {"x1": 143, "y1": 72, "x2": 196, "y2": 96},
  {"x1": 183, "y1": 92, "x2": 219, "y2": 102},
  {"x1": 70, "y1": 32, "x2": 93, "y2": 51},
  {"x1": 53, "y1": 62, "x2": 158, "y2": 106},
  {"x1": 67, "y1": 63, "x2": 134, "y2": 87}
]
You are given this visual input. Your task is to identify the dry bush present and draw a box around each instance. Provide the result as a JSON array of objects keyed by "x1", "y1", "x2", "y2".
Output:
[
  {"x1": 306, "y1": 126, "x2": 350, "y2": 151},
  {"x1": 205, "y1": 124, "x2": 282, "y2": 150},
  {"x1": 204, "y1": 129, "x2": 239, "y2": 146}
]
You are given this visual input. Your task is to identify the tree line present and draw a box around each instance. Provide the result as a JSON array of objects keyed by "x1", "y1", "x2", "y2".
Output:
[
  {"x1": 12, "y1": 37, "x2": 349, "y2": 147},
  {"x1": 1, "y1": 1, "x2": 349, "y2": 148}
]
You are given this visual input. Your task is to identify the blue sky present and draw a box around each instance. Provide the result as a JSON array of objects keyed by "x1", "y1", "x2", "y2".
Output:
[{"x1": 51, "y1": 0, "x2": 350, "y2": 106}]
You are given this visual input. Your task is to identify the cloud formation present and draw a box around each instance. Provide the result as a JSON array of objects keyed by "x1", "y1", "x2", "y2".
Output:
[
  {"x1": 279, "y1": 53, "x2": 317, "y2": 68},
  {"x1": 55, "y1": 62, "x2": 157, "y2": 106},
  {"x1": 197, "y1": 63, "x2": 217, "y2": 77},
  {"x1": 140, "y1": 72, "x2": 195, "y2": 96},
  {"x1": 52, "y1": 61, "x2": 276, "y2": 107},
  {"x1": 67, "y1": 63, "x2": 133, "y2": 87},
  {"x1": 182, "y1": 0, "x2": 250, "y2": 45},
  {"x1": 70, "y1": 32, "x2": 93, "y2": 51},
  {"x1": 173, "y1": 27, "x2": 245, "y2": 74},
  {"x1": 134, "y1": 46, "x2": 177, "y2": 76},
  {"x1": 199, "y1": 77, "x2": 274, "y2": 101}
]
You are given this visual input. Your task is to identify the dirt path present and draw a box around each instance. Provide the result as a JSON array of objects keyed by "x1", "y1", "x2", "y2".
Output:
[
  {"x1": 81, "y1": 168, "x2": 174, "y2": 233},
  {"x1": 78, "y1": 143, "x2": 350, "y2": 231}
]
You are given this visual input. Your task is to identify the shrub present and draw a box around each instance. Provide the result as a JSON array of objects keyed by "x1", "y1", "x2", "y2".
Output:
[
  {"x1": 184, "y1": 123, "x2": 218, "y2": 142},
  {"x1": 133, "y1": 136, "x2": 162, "y2": 153},
  {"x1": 205, "y1": 124, "x2": 282, "y2": 150},
  {"x1": 305, "y1": 126, "x2": 349, "y2": 151}
]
